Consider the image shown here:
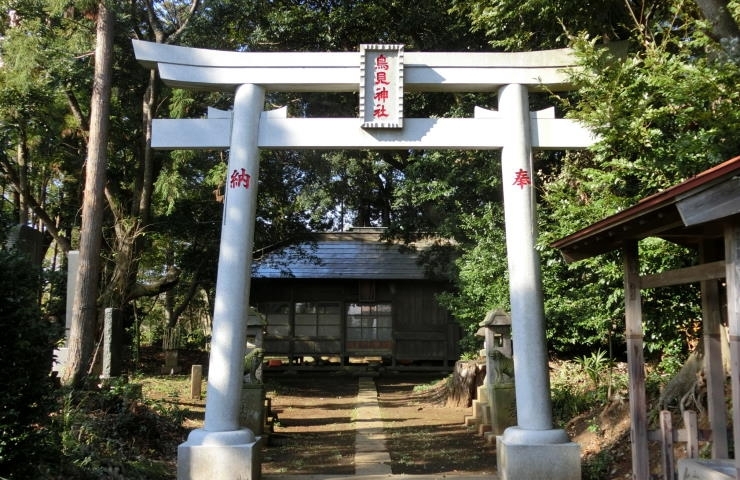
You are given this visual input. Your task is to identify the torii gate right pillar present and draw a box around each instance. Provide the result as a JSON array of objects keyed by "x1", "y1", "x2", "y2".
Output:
[{"x1": 496, "y1": 84, "x2": 581, "y2": 480}]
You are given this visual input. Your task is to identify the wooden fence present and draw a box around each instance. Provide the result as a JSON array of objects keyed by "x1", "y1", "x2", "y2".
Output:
[{"x1": 648, "y1": 410, "x2": 702, "y2": 480}]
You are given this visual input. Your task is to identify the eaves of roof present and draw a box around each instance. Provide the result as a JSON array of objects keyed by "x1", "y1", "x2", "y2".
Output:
[{"x1": 551, "y1": 155, "x2": 740, "y2": 262}]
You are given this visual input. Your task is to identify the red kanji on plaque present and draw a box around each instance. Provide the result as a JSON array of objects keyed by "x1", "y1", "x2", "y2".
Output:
[
  {"x1": 374, "y1": 104, "x2": 389, "y2": 118},
  {"x1": 374, "y1": 86, "x2": 389, "y2": 102},
  {"x1": 375, "y1": 54, "x2": 389, "y2": 70},
  {"x1": 230, "y1": 168, "x2": 251, "y2": 189},
  {"x1": 513, "y1": 168, "x2": 532, "y2": 189}
]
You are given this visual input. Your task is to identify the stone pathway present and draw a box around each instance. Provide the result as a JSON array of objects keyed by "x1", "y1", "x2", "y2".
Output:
[
  {"x1": 264, "y1": 376, "x2": 495, "y2": 480},
  {"x1": 354, "y1": 377, "x2": 393, "y2": 475}
]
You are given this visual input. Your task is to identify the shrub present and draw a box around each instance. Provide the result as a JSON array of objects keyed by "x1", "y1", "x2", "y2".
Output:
[{"x1": 0, "y1": 251, "x2": 61, "y2": 478}]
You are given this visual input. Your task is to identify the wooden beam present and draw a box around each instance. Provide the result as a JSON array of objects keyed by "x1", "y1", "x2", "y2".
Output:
[
  {"x1": 624, "y1": 240, "x2": 650, "y2": 480},
  {"x1": 684, "y1": 410, "x2": 699, "y2": 459},
  {"x1": 723, "y1": 221, "x2": 740, "y2": 479},
  {"x1": 647, "y1": 423, "x2": 711, "y2": 443},
  {"x1": 701, "y1": 241, "x2": 729, "y2": 458},
  {"x1": 660, "y1": 410, "x2": 675, "y2": 480},
  {"x1": 639, "y1": 260, "x2": 725, "y2": 289}
]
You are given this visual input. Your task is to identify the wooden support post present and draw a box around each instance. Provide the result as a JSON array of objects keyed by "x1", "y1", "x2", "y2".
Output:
[
  {"x1": 624, "y1": 240, "x2": 650, "y2": 480},
  {"x1": 660, "y1": 410, "x2": 674, "y2": 480},
  {"x1": 700, "y1": 240, "x2": 729, "y2": 458},
  {"x1": 191, "y1": 364, "x2": 203, "y2": 400},
  {"x1": 723, "y1": 221, "x2": 740, "y2": 480},
  {"x1": 683, "y1": 410, "x2": 699, "y2": 459}
]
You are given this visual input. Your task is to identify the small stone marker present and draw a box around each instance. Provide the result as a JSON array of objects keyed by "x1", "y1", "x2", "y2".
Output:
[
  {"x1": 191, "y1": 364, "x2": 203, "y2": 400},
  {"x1": 101, "y1": 307, "x2": 122, "y2": 378}
]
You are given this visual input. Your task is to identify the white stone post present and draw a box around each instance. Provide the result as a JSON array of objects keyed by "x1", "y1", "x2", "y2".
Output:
[
  {"x1": 498, "y1": 83, "x2": 552, "y2": 431},
  {"x1": 496, "y1": 83, "x2": 580, "y2": 480},
  {"x1": 177, "y1": 83, "x2": 264, "y2": 480}
]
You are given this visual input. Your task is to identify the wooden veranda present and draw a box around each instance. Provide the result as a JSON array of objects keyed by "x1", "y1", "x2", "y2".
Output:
[{"x1": 552, "y1": 155, "x2": 740, "y2": 479}]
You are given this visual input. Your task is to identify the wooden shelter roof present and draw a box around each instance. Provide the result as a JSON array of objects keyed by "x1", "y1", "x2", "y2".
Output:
[
  {"x1": 251, "y1": 228, "x2": 442, "y2": 280},
  {"x1": 551, "y1": 155, "x2": 740, "y2": 262}
]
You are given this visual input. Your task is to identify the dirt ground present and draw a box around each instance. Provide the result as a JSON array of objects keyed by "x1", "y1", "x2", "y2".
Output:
[
  {"x1": 260, "y1": 371, "x2": 497, "y2": 475},
  {"x1": 139, "y1": 349, "x2": 639, "y2": 478}
]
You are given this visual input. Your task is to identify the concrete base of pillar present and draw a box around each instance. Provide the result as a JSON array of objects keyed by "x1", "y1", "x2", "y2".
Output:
[
  {"x1": 177, "y1": 429, "x2": 262, "y2": 480},
  {"x1": 497, "y1": 427, "x2": 580, "y2": 480}
]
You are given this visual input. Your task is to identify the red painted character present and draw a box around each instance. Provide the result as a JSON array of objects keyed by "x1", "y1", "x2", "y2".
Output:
[
  {"x1": 374, "y1": 71, "x2": 390, "y2": 85},
  {"x1": 375, "y1": 54, "x2": 389, "y2": 70},
  {"x1": 374, "y1": 104, "x2": 389, "y2": 118},
  {"x1": 230, "y1": 168, "x2": 251, "y2": 189},
  {"x1": 512, "y1": 168, "x2": 532, "y2": 189},
  {"x1": 374, "y1": 86, "x2": 389, "y2": 102}
]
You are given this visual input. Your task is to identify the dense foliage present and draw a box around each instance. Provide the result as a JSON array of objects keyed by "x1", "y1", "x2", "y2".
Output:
[
  {"x1": 0, "y1": 251, "x2": 59, "y2": 478},
  {"x1": 539, "y1": 2, "x2": 740, "y2": 356},
  {"x1": 0, "y1": 0, "x2": 738, "y2": 371},
  {"x1": 444, "y1": 0, "x2": 740, "y2": 357}
]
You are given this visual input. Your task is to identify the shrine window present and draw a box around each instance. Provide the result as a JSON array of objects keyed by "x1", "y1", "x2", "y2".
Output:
[
  {"x1": 346, "y1": 303, "x2": 392, "y2": 341},
  {"x1": 260, "y1": 302, "x2": 291, "y2": 336},
  {"x1": 294, "y1": 302, "x2": 342, "y2": 337}
]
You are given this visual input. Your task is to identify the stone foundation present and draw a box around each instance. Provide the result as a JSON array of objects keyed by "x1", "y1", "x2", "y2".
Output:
[
  {"x1": 177, "y1": 429, "x2": 262, "y2": 480},
  {"x1": 497, "y1": 427, "x2": 580, "y2": 480}
]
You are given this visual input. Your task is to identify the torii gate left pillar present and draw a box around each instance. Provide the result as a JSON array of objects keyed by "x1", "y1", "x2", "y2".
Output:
[
  {"x1": 133, "y1": 40, "x2": 593, "y2": 480},
  {"x1": 177, "y1": 83, "x2": 265, "y2": 480}
]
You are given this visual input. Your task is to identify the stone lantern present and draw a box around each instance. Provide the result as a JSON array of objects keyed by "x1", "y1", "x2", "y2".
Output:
[{"x1": 478, "y1": 309, "x2": 516, "y2": 435}]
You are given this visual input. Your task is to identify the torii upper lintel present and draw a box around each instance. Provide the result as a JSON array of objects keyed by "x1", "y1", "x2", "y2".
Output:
[{"x1": 132, "y1": 39, "x2": 579, "y2": 93}]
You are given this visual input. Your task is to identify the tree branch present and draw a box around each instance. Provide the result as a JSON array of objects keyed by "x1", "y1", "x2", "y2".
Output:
[
  {"x1": 167, "y1": 272, "x2": 202, "y2": 329},
  {"x1": 0, "y1": 155, "x2": 72, "y2": 252},
  {"x1": 65, "y1": 89, "x2": 89, "y2": 137},
  {"x1": 128, "y1": 265, "x2": 181, "y2": 300},
  {"x1": 166, "y1": 0, "x2": 202, "y2": 45}
]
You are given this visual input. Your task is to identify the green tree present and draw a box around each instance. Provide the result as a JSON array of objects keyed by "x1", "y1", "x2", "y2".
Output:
[{"x1": 435, "y1": 1, "x2": 740, "y2": 357}]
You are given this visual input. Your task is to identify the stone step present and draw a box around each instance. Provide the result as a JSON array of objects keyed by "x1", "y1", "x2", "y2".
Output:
[
  {"x1": 464, "y1": 414, "x2": 481, "y2": 427},
  {"x1": 472, "y1": 399, "x2": 486, "y2": 417}
]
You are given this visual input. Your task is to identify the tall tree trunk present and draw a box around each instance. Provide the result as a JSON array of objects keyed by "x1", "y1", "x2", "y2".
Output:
[{"x1": 62, "y1": 2, "x2": 114, "y2": 387}]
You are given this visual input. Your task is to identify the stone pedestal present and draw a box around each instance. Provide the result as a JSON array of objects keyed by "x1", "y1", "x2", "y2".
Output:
[
  {"x1": 490, "y1": 383, "x2": 516, "y2": 435},
  {"x1": 497, "y1": 427, "x2": 580, "y2": 480},
  {"x1": 178, "y1": 430, "x2": 262, "y2": 480},
  {"x1": 240, "y1": 384, "x2": 266, "y2": 435}
]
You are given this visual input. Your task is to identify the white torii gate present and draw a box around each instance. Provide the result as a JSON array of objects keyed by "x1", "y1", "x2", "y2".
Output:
[{"x1": 133, "y1": 40, "x2": 595, "y2": 480}]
